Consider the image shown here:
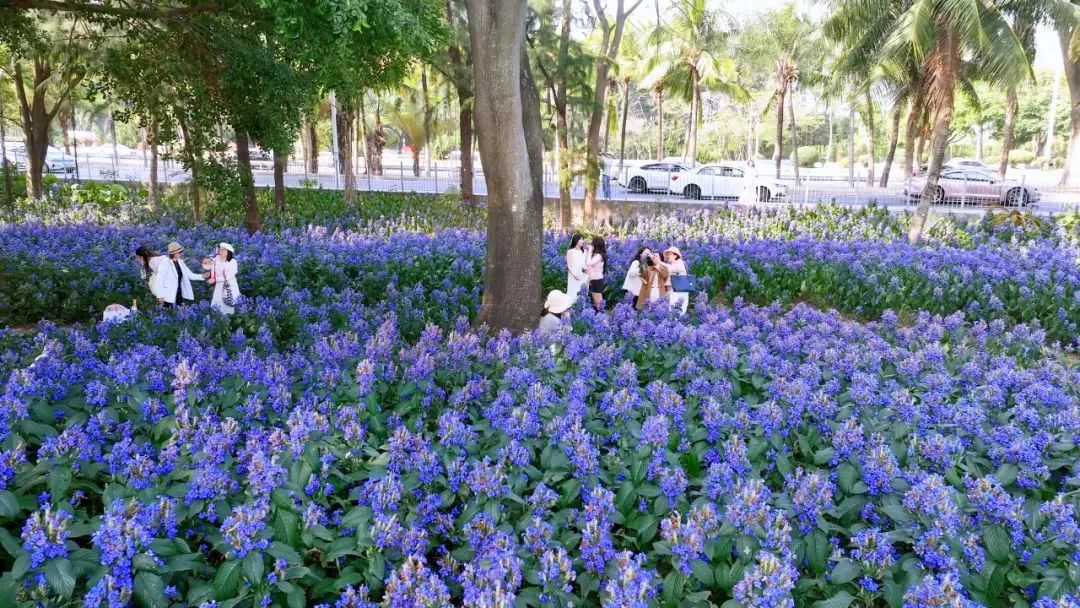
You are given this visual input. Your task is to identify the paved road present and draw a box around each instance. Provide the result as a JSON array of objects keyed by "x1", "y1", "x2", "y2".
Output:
[{"x1": 54, "y1": 155, "x2": 1080, "y2": 216}]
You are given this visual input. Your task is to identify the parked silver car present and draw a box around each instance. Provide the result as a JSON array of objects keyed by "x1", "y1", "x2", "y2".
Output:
[{"x1": 904, "y1": 168, "x2": 1039, "y2": 206}]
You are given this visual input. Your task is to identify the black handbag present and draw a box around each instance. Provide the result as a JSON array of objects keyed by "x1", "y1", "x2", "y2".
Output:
[{"x1": 670, "y1": 274, "x2": 698, "y2": 293}]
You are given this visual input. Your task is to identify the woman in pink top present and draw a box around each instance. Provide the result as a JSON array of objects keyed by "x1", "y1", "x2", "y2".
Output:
[{"x1": 586, "y1": 236, "x2": 607, "y2": 311}]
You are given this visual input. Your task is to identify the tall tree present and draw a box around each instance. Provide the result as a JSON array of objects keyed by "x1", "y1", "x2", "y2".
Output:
[
  {"x1": 440, "y1": 0, "x2": 476, "y2": 203},
  {"x1": 825, "y1": 0, "x2": 1028, "y2": 243},
  {"x1": 530, "y1": 0, "x2": 590, "y2": 229},
  {"x1": 4, "y1": 15, "x2": 94, "y2": 199},
  {"x1": 643, "y1": 0, "x2": 746, "y2": 167},
  {"x1": 581, "y1": 0, "x2": 643, "y2": 220},
  {"x1": 466, "y1": 0, "x2": 544, "y2": 333}
]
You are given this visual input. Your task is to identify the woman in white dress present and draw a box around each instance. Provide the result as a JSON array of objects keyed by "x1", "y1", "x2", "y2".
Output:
[
  {"x1": 661, "y1": 246, "x2": 689, "y2": 315},
  {"x1": 208, "y1": 242, "x2": 241, "y2": 315},
  {"x1": 738, "y1": 158, "x2": 758, "y2": 204},
  {"x1": 565, "y1": 234, "x2": 588, "y2": 302},
  {"x1": 134, "y1": 245, "x2": 178, "y2": 307}
]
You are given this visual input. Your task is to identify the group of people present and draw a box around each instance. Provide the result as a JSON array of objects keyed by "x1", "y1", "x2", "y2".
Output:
[
  {"x1": 541, "y1": 234, "x2": 690, "y2": 333},
  {"x1": 131, "y1": 241, "x2": 241, "y2": 315}
]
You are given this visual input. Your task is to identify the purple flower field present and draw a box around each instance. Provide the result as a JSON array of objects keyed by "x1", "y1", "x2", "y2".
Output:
[{"x1": 0, "y1": 202, "x2": 1077, "y2": 608}]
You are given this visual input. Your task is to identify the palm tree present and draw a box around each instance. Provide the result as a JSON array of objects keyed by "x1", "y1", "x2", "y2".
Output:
[
  {"x1": 824, "y1": 0, "x2": 1029, "y2": 243},
  {"x1": 741, "y1": 5, "x2": 824, "y2": 181},
  {"x1": 642, "y1": 0, "x2": 746, "y2": 166}
]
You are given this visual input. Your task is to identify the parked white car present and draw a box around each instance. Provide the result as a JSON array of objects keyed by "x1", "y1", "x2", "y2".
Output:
[
  {"x1": 620, "y1": 161, "x2": 690, "y2": 193},
  {"x1": 3, "y1": 145, "x2": 76, "y2": 174},
  {"x1": 669, "y1": 163, "x2": 788, "y2": 201}
]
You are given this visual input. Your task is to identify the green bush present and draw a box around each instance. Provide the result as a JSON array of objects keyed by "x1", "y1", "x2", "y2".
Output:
[
  {"x1": 797, "y1": 146, "x2": 820, "y2": 167},
  {"x1": 1008, "y1": 150, "x2": 1035, "y2": 166}
]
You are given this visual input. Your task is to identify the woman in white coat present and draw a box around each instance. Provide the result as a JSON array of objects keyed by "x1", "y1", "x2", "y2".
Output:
[
  {"x1": 565, "y1": 234, "x2": 588, "y2": 302},
  {"x1": 622, "y1": 246, "x2": 654, "y2": 308},
  {"x1": 134, "y1": 245, "x2": 178, "y2": 307},
  {"x1": 208, "y1": 242, "x2": 241, "y2": 315},
  {"x1": 166, "y1": 241, "x2": 205, "y2": 305},
  {"x1": 738, "y1": 158, "x2": 758, "y2": 205}
]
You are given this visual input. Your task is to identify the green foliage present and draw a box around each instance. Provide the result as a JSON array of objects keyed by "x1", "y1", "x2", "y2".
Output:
[
  {"x1": 797, "y1": 146, "x2": 820, "y2": 167},
  {"x1": 1008, "y1": 150, "x2": 1035, "y2": 166}
]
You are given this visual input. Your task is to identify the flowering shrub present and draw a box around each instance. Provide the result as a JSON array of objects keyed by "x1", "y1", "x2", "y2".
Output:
[
  {"x1": 0, "y1": 288, "x2": 1077, "y2": 606},
  {"x1": 0, "y1": 202, "x2": 1078, "y2": 607}
]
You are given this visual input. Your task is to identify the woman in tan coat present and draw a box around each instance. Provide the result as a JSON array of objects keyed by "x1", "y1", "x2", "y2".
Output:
[{"x1": 636, "y1": 256, "x2": 670, "y2": 309}]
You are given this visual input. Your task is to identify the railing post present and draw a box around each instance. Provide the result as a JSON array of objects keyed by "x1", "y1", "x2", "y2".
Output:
[{"x1": 400, "y1": 161, "x2": 405, "y2": 192}]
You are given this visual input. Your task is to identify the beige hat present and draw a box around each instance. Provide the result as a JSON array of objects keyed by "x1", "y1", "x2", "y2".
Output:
[
  {"x1": 167, "y1": 242, "x2": 184, "y2": 255},
  {"x1": 544, "y1": 290, "x2": 573, "y2": 315},
  {"x1": 219, "y1": 242, "x2": 235, "y2": 253},
  {"x1": 664, "y1": 246, "x2": 682, "y2": 259}
]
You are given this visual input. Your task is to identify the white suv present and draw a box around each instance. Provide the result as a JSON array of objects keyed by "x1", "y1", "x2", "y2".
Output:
[
  {"x1": 620, "y1": 161, "x2": 690, "y2": 193},
  {"x1": 669, "y1": 163, "x2": 788, "y2": 201}
]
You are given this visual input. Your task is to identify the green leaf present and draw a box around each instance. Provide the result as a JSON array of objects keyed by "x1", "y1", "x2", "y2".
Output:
[
  {"x1": 837, "y1": 463, "x2": 858, "y2": 494},
  {"x1": 994, "y1": 463, "x2": 1019, "y2": 486},
  {"x1": 287, "y1": 586, "x2": 305, "y2": 608},
  {"x1": 267, "y1": 542, "x2": 302, "y2": 564},
  {"x1": 807, "y1": 530, "x2": 829, "y2": 574},
  {"x1": 984, "y1": 525, "x2": 1012, "y2": 565},
  {"x1": 213, "y1": 560, "x2": 242, "y2": 599},
  {"x1": 0, "y1": 492, "x2": 21, "y2": 518},
  {"x1": 44, "y1": 559, "x2": 76, "y2": 599},
  {"x1": 134, "y1": 572, "x2": 166, "y2": 608},
  {"x1": 829, "y1": 560, "x2": 860, "y2": 585},
  {"x1": 514, "y1": 587, "x2": 542, "y2": 608},
  {"x1": 691, "y1": 560, "x2": 715, "y2": 587},
  {"x1": 243, "y1": 552, "x2": 265, "y2": 584},
  {"x1": 812, "y1": 591, "x2": 855, "y2": 608}
]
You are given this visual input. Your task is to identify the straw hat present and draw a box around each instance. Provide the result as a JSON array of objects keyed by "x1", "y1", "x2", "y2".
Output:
[
  {"x1": 543, "y1": 290, "x2": 573, "y2": 315},
  {"x1": 218, "y1": 242, "x2": 235, "y2": 253},
  {"x1": 167, "y1": 242, "x2": 184, "y2": 255},
  {"x1": 663, "y1": 246, "x2": 682, "y2": 259}
]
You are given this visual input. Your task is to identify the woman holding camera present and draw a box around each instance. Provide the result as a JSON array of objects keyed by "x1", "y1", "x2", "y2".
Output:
[
  {"x1": 623, "y1": 247, "x2": 651, "y2": 308},
  {"x1": 635, "y1": 250, "x2": 670, "y2": 310}
]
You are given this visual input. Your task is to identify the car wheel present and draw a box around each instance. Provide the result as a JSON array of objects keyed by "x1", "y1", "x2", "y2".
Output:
[
  {"x1": 629, "y1": 177, "x2": 647, "y2": 193},
  {"x1": 1005, "y1": 187, "x2": 1024, "y2": 207},
  {"x1": 932, "y1": 186, "x2": 945, "y2": 205},
  {"x1": 685, "y1": 185, "x2": 701, "y2": 200},
  {"x1": 757, "y1": 186, "x2": 771, "y2": 202}
]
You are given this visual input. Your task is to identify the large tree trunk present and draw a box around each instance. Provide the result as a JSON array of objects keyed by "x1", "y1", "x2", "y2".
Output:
[
  {"x1": 0, "y1": 91, "x2": 13, "y2": 208},
  {"x1": 826, "y1": 105, "x2": 834, "y2": 163},
  {"x1": 903, "y1": 86, "x2": 924, "y2": 179},
  {"x1": 864, "y1": 88, "x2": 875, "y2": 186},
  {"x1": 467, "y1": 0, "x2": 544, "y2": 333},
  {"x1": 337, "y1": 99, "x2": 356, "y2": 203},
  {"x1": 909, "y1": 29, "x2": 959, "y2": 244},
  {"x1": 789, "y1": 85, "x2": 800, "y2": 185},
  {"x1": 655, "y1": 87, "x2": 664, "y2": 160},
  {"x1": 422, "y1": 67, "x2": 432, "y2": 175},
  {"x1": 13, "y1": 62, "x2": 55, "y2": 200},
  {"x1": 880, "y1": 101, "x2": 902, "y2": 187},
  {"x1": 773, "y1": 86, "x2": 786, "y2": 179},
  {"x1": 369, "y1": 109, "x2": 386, "y2": 176},
  {"x1": 1000, "y1": 88, "x2": 1019, "y2": 177},
  {"x1": 273, "y1": 148, "x2": 286, "y2": 211},
  {"x1": 582, "y1": 0, "x2": 636, "y2": 221},
  {"x1": 148, "y1": 121, "x2": 160, "y2": 210},
  {"x1": 446, "y1": 0, "x2": 475, "y2": 204},
  {"x1": 307, "y1": 120, "x2": 319, "y2": 174},
  {"x1": 1059, "y1": 26, "x2": 1080, "y2": 186},
  {"x1": 557, "y1": 0, "x2": 572, "y2": 227},
  {"x1": 458, "y1": 96, "x2": 475, "y2": 203},
  {"x1": 687, "y1": 73, "x2": 700, "y2": 165},
  {"x1": 235, "y1": 131, "x2": 261, "y2": 235},
  {"x1": 619, "y1": 78, "x2": 630, "y2": 179}
]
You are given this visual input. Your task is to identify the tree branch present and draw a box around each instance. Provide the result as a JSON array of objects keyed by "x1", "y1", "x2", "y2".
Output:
[{"x1": 0, "y1": 0, "x2": 219, "y2": 21}]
